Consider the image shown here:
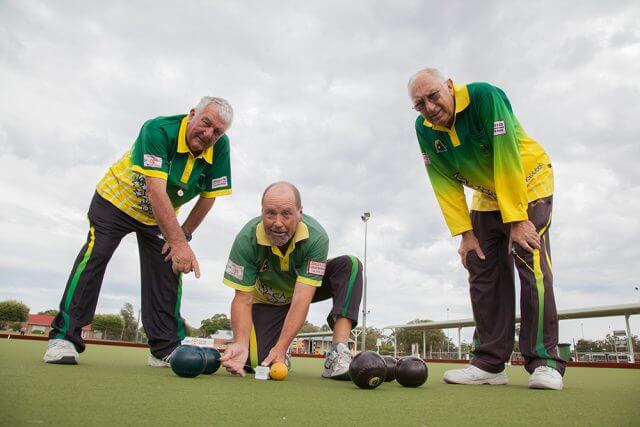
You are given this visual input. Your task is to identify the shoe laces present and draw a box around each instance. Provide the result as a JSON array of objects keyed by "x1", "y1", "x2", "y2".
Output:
[{"x1": 49, "y1": 339, "x2": 73, "y2": 349}]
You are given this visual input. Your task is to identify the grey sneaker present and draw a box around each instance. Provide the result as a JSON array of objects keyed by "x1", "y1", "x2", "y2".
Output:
[
  {"x1": 528, "y1": 366, "x2": 563, "y2": 390},
  {"x1": 148, "y1": 348, "x2": 176, "y2": 367},
  {"x1": 443, "y1": 365, "x2": 508, "y2": 385},
  {"x1": 322, "y1": 342, "x2": 351, "y2": 380},
  {"x1": 43, "y1": 339, "x2": 78, "y2": 365}
]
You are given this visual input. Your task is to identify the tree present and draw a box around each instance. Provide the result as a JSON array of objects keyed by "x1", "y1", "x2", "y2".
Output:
[
  {"x1": 299, "y1": 321, "x2": 320, "y2": 333},
  {"x1": 120, "y1": 303, "x2": 138, "y2": 341},
  {"x1": 200, "y1": 313, "x2": 231, "y2": 336},
  {"x1": 320, "y1": 324, "x2": 331, "y2": 332},
  {"x1": 362, "y1": 327, "x2": 384, "y2": 351},
  {"x1": 92, "y1": 314, "x2": 125, "y2": 340},
  {"x1": 38, "y1": 309, "x2": 59, "y2": 316},
  {"x1": 395, "y1": 319, "x2": 452, "y2": 355},
  {"x1": 0, "y1": 300, "x2": 29, "y2": 329}
]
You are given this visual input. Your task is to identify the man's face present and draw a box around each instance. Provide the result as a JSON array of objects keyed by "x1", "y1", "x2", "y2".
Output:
[
  {"x1": 261, "y1": 188, "x2": 302, "y2": 247},
  {"x1": 409, "y1": 76, "x2": 455, "y2": 128},
  {"x1": 186, "y1": 104, "x2": 228, "y2": 154}
]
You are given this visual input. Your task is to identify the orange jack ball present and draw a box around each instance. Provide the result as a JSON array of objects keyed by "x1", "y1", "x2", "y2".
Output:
[{"x1": 270, "y1": 362, "x2": 288, "y2": 381}]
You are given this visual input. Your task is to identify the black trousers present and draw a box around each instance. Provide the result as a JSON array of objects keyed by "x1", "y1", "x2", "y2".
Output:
[
  {"x1": 49, "y1": 193, "x2": 184, "y2": 358},
  {"x1": 466, "y1": 196, "x2": 566, "y2": 375},
  {"x1": 248, "y1": 255, "x2": 363, "y2": 367}
]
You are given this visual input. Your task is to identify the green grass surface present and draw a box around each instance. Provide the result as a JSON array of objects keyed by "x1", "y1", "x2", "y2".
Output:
[{"x1": 1, "y1": 340, "x2": 638, "y2": 426}]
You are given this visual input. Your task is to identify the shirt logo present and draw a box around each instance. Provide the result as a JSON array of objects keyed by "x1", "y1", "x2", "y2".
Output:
[
  {"x1": 493, "y1": 121, "x2": 506, "y2": 135},
  {"x1": 212, "y1": 176, "x2": 228, "y2": 189},
  {"x1": 307, "y1": 260, "x2": 326, "y2": 276},
  {"x1": 434, "y1": 140, "x2": 447, "y2": 153},
  {"x1": 422, "y1": 153, "x2": 431, "y2": 165},
  {"x1": 259, "y1": 259, "x2": 271, "y2": 272},
  {"x1": 143, "y1": 154, "x2": 163, "y2": 168},
  {"x1": 225, "y1": 259, "x2": 244, "y2": 281}
]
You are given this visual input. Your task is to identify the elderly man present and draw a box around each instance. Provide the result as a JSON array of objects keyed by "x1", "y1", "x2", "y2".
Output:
[
  {"x1": 44, "y1": 97, "x2": 234, "y2": 366},
  {"x1": 219, "y1": 182, "x2": 362, "y2": 379},
  {"x1": 408, "y1": 68, "x2": 565, "y2": 390}
]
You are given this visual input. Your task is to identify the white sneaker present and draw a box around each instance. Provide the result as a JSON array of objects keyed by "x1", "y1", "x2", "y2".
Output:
[
  {"x1": 148, "y1": 349, "x2": 176, "y2": 367},
  {"x1": 528, "y1": 366, "x2": 563, "y2": 390},
  {"x1": 43, "y1": 339, "x2": 78, "y2": 364},
  {"x1": 443, "y1": 365, "x2": 508, "y2": 385},
  {"x1": 322, "y1": 342, "x2": 351, "y2": 380}
]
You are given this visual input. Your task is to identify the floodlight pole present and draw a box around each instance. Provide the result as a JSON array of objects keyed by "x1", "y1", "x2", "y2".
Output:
[
  {"x1": 361, "y1": 212, "x2": 371, "y2": 351},
  {"x1": 625, "y1": 315, "x2": 635, "y2": 363},
  {"x1": 135, "y1": 308, "x2": 141, "y2": 342}
]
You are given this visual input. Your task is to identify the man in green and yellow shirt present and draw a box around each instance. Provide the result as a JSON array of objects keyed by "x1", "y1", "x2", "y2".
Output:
[
  {"x1": 409, "y1": 68, "x2": 564, "y2": 390},
  {"x1": 219, "y1": 182, "x2": 363, "y2": 380},
  {"x1": 44, "y1": 97, "x2": 233, "y2": 367}
]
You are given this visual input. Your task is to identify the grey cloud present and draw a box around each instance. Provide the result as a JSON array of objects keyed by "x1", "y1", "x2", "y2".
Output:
[{"x1": 1, "y1": 0, "x2": 639, "y2": 335}]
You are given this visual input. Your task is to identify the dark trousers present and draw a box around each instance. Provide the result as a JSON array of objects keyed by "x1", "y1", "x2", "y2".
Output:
[
  {"x1": 248, "y1": 255, "x2": 363, "y2": 367},
  {"x1": 50, "y1": 193, "x2": 184, "y2": 358},
  {"x1": 466, "y1": 196, "x2": 565, "y2": 375}
]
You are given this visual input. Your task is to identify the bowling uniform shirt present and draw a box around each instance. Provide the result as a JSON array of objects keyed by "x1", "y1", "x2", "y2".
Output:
[
  {"x1": 97, "y1": 114, "x2": 232, "y2": 225},
  {"x1": 222, "y1": 214, "x2": 329, "y2": 305},
  {"x1": 414, "y1": 82, "x2": 553, "y2": 236}
]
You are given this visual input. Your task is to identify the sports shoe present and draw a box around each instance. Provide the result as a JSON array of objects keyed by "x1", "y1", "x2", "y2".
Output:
[
  {"x1": 43, "y1": 339, "x2": 78, "y2": 365},
  {"x1": 148, "y1": 348, "x2": 176, "y2": 367},
  {"x1": 322, "y1": 342, "x2": 351, "y2": 380},
  {"x1": 443, "y1": 364, "x2": 508, "y2": 385},
  {"x1": 528, "y1": 366, "x2": 563, "y2": 390}
]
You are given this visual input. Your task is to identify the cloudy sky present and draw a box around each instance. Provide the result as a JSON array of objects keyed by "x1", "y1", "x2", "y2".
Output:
[{"x1": 1, "y1": 0, "x2": 639, "y2": 345}]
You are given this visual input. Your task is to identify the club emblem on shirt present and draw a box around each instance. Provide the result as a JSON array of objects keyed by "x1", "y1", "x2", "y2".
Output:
[
  {"x1": 434, "y1": 139, "x2": 447, "y2": 153},
  {"x1": 259, "y1": 259, "x2": 271, "y2": 272}
]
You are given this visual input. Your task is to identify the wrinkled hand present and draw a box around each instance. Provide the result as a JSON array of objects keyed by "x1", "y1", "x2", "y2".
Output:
[
  {"x1": 509, "y1": 220, "x2": 540, "y2": 254},
  {"x1": 162, "y1": 241, "x2": 200, "y2": 278},
  {"x1": 458, "y1": 230, "x2": 486, "y2": 269},
  {"x1": 220, "y1": 343, "x2": 249, "y2": 376},
  {"x1": 261, "y1": 346, "x2": 287, "y2": 367}
]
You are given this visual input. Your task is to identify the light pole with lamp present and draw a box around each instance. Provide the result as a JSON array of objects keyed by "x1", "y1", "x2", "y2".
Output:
[{"x1": 361, "y1": 212, "x2": 371, "y2": 351}]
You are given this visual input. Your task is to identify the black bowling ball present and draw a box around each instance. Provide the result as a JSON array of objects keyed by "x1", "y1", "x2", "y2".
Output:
[{"x1": 395, "y1": 356, "x2": 428, "y2": 387}]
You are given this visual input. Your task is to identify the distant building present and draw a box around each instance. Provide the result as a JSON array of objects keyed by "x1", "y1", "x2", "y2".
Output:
[
  {"x1": 292, "y1": 332, "x2": 355, "y2": 355},
  {"x1": 23, "y1": 314, "x2": 95, "y2": 339},
  {"x1": 207, "y1": 330, "x2": 233, "y2": 349}
]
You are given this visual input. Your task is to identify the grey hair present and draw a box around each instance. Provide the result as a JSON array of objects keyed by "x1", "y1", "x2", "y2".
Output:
[
  {"x1": 195, "y1": 96, "x2": 234, "y2": 126},
  {"x1": 408, "y1": 68, "x2": 447, "y2": 89},
  {"x1": 261, "y1": 182, "x2": 302, "y2": 209}
]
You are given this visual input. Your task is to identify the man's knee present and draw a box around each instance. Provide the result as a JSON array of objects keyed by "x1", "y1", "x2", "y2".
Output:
[{"x1": 328, "y1": 255, "x2": 362, "y2": 275}]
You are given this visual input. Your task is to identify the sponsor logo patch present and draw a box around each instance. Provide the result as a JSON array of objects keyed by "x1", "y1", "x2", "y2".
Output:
[
  {"x1": 225, "y1": 259, "x2": 244, "y2": 281},
  {"x1": 422, "y1": 153, "x2": 431, "y2": 165},
  {"x1": 493, "y1": 121, "x2": 506, "y2": 136},
  {"x1": 212, "y1": 176, "x2": 228, "y2": 189},
  {"x1": 307, "y1": 260, "x2": 326, "y2": 276},
  {"x1": 434, "y1": 139, "x2": 447, "y2": 153},
  {"x1": 143, "y1": 154, "x2": 163, "y2": 168}
]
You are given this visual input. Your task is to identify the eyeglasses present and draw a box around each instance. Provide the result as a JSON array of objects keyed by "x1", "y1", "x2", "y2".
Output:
[{"x1": 412, "y1": 89, "x2": 441, "y2": 111}]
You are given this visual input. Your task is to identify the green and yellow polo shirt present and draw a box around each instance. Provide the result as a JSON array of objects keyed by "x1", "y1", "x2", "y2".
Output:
[
  {"x1": 222, "y1": 214, "x2": 329, "y2": 305},
  {"x1": 415, "y1": 82, "x2": 553, "y2": 236},
  {"x1": 96, "y1": 114, "x2": 232, "y2": 225}
]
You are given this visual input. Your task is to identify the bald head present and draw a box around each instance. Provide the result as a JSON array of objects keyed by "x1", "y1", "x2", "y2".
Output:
[
  {"x1": 407, "y1": 68, "x2": 446, "y2": 93},
  {"x1": 261, "y1": 182, "x2": 303, "y2": 248},
  {"x1": 261, "y1": 181, "x2": 302, "y2": 209},
  {"x1": 407, "y1": 67, "x2": 456, "y2": 128}
]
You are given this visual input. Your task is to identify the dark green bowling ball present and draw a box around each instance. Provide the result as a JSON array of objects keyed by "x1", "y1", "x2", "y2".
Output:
[
  {"x1": 170, "y1": 345, "x2": 206, "y2": 378},
  {"x1": 201, "y1": 347, "x2": 222, "y2": 375}
]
